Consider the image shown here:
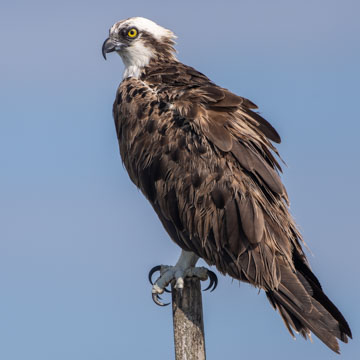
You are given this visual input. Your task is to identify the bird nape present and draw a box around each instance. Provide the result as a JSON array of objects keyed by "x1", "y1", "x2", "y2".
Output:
[{"x1": 102, "y1": 17, "x2": 352, "y2": 353}]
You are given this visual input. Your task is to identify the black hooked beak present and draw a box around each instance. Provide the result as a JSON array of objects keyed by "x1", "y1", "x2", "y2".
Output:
[{"x1": 102, "y1": 38, "x2": 117, "y2": 60}]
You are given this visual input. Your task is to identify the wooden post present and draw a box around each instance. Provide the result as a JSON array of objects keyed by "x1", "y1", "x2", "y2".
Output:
[{"x1": 171, "y1": 277, "x2": 206, "y2": 360}]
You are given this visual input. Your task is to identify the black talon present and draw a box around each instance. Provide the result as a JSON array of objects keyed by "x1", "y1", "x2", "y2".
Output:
[
  {"x1": 203, "y1": 270, "x2": 218, "y2": 292},
  {"x1": 152, "y1": 293, "x2": 170, "y2": 307},
  {"x1": 148, "y1": 265, "x2": 162, "y2": 285},
  {"x1": 148, "y1": 265, "x2": 172, "y2": 293}
]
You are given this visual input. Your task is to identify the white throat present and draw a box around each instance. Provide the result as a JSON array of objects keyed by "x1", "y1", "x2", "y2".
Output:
[{"x1": 120, "y1": 41, "x2": 154, "y2": 79}]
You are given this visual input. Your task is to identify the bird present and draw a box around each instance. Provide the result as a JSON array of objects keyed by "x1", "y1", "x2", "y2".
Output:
[{"x1": 102, "y1": 17, "x2": 352, "y2": 353}]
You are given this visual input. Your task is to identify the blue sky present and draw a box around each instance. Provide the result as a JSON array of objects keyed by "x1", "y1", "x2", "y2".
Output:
[{"x1": 1, "y1": 0, "x2": 359, "y2": 358}]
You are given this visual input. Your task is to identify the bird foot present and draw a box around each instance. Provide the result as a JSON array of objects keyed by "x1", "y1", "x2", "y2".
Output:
[{"x1": 148, "y1": 265, "x2": 218, "y2": 306}]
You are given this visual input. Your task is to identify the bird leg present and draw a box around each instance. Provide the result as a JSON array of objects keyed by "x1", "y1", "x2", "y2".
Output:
[{"x1": 148, "y1": 250, "x2": 218, "y2": 306}]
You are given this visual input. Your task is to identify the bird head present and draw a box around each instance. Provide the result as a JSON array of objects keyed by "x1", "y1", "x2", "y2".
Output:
[{"x1": 102, "y1": 17, "x2": 176, "y2": 78}]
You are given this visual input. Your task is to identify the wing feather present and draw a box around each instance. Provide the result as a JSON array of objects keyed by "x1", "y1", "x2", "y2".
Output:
[
  {"x1": 238, "y1": 196, "x2": 265, "y2": 245},
  {"x1": 231, "y1": 141, "x2": 286, "y2": 197}
]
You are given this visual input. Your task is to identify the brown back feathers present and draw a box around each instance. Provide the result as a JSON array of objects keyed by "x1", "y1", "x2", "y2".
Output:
[{"x1": 113, "y1": 59, "x2": 351, "y2": 353}]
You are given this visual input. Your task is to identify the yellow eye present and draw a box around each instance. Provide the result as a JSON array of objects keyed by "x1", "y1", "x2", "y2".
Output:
[{"x1": 127, "y1": 28, "x2": 138, "y2": 38}]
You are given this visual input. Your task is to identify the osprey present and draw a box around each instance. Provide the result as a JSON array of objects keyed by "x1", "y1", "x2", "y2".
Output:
[{"x1": 102, "y1": 17, "x2": 351, "y2": 353}]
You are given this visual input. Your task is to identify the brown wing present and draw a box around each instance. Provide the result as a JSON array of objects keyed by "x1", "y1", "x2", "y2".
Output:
[
  {"x1": 142, "y1": 62, "x2": 281, "y2": 144},
  {"x1": 144, "y1": 79, "x2": 298, "y2": 287},
  {"x1": 114, "y1": 70, "x2": 351, "y2": 352}
]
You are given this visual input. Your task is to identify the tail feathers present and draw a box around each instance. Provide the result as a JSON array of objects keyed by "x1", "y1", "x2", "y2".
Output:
[
  {"x1": 267, "y1": 291, "x2": 309, "y2": 339},
  {"x1": 293, "y1": 255, "x2": 352, "y2": 341},
  {"x1": 266, "y1": 260, "x2": 352, "y2": 353}
]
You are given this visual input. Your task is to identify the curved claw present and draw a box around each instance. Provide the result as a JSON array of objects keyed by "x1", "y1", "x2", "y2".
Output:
[
  {"x1": 203, "y1": 270, "x2": 218, "y2": 292},
  {"x1": 152, "y1": 293, "x2": 170, "y2": 307},
  {"x1": 148, "y1": 265, "x2": 172, "y2": 293},
  {"x1": 148, "y1": 265, "x2": 162, "y2": 285}
]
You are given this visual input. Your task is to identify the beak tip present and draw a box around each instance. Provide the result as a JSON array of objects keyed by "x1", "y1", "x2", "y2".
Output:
[{"x1": 102, "y1": 37, "x2": 116, "y2": 61}]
